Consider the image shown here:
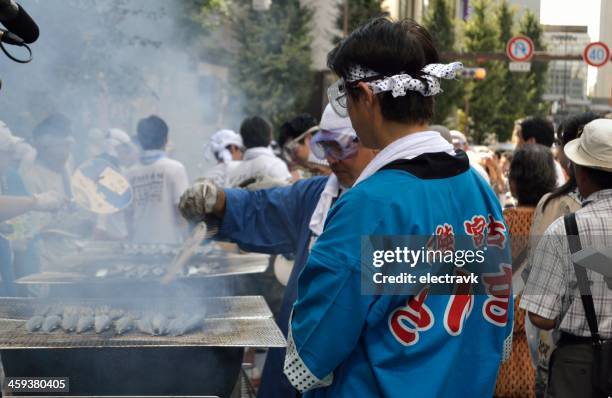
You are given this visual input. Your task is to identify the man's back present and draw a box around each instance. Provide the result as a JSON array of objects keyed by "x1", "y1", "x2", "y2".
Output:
[
  {"x1": 127, "y1": 154, "x2": 188, "y2": 244},
  {"x1": 291, "y1": 153, "x2": 512, "y2": 398}
]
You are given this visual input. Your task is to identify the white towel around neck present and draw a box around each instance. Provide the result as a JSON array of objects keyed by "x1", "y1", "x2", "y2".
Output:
[
  {"x1": 354, "y1": 131, "x2": 455, "y2": 186},
  {"x1": 309, "y1": 173, "x2": 342, "y2": 237},
  {"x1": 308, "y1": 131, "x2": 454, "y2": 238}
]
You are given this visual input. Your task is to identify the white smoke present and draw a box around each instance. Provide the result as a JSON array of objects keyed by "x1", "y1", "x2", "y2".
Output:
[{"x1": 0, "y1": 0, "x2": 244, "y2": 179}]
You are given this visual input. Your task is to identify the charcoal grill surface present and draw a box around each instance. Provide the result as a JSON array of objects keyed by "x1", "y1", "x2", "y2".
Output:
[
  {"x1": 0, "y1": 296, "x2": 272, "y2": 320},
  {"x1": 0, "y1": 296, "x2": 286, "y2": 348},
  {"x1": 0, "y1": 318, "x2": 285, "y2": 348}
]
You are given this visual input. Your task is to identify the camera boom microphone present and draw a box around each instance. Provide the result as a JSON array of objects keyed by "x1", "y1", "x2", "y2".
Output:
[
  {"x1": 0, "y1": 28, "x2": 24, "y2": 45},
  {"x1": 0, "y1": 0, "x2": 39, "y2": 44}
]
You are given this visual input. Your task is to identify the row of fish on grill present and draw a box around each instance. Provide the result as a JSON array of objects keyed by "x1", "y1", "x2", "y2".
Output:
[
  {"x1": 93, "y1": 263, "x2": 218, "y2": 280},
  {"x1": 94, "y1": 263, "x2": 167, "y2": 279},
  {"x1": 24, "y1": 306, "x2": 205, "y2": 336}
]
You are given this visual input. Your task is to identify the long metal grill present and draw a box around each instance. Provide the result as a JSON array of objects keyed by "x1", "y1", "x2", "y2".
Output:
[
  {"x1": 15, "y1": 259, "x2": 269, "y2": 285},
  {"x1": 0, "y1": 296, "x2": 286, "y2": 349},
  {"x1": 14, "y1": 240, "x2": 271, "y2": 285}
]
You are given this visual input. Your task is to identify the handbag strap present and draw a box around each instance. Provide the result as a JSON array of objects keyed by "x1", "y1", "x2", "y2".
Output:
[{"x1": 563, "y1": 213, "x2": 602, "y2": 343}]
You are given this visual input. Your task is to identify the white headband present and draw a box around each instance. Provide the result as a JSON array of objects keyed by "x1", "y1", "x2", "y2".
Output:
[{"x1": 346, "y1": 62, "x2": 463, "y2": 97}]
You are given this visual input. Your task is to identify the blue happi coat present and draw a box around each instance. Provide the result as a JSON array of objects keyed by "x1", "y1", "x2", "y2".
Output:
[{"x1": 287, "y1": 152, "x2": 513, "y2": 398}]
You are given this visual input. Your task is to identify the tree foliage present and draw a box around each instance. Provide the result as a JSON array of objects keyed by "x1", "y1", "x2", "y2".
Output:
[
  {"x1": 462, "y1": 0, "x2": 499, "y2": 143},
  {"x1": 335, "y1": 0, "x2": 386, "y2": 41},
  {"x1": 231, "y1": 0, "x2": 314, "y2": 130},
  {"x1": 520, "y1": 10, "x2": 548, "y2": 116},
  {"x1": 424, "y1": 0, "x2": 463, "y2": 125},
  {"x1": 461, "y1": 0, "x2": 546, "y2": 143}
]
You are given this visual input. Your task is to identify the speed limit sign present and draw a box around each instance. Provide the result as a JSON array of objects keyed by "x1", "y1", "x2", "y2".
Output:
[{"x1": 583, "y1": 42, "x2": 610, "y2": 68}]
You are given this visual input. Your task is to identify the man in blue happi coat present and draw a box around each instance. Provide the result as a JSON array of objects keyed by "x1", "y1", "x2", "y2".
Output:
[
  {"x1": 179, "y1": 106, "x2": 377, "y2": 398},
  {"x1": 280, "y1": 18, "x2": 513, "y2": 397}
]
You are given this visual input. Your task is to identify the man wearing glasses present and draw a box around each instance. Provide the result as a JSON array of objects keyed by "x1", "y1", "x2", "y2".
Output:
[
  {"x1": 282, "y1": 18, "x2": 511, "y2": 397},
  {"x1": 279, "y1": 114, "x2": 330, "y2": 179},
  {"x1": 178, "y1": 104, "x2": 377, "y2": 398}
]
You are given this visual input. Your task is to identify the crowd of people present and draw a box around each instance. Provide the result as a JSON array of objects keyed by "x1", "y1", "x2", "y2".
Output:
[{"x1": 1, "y1": 16, "x2": 612, "y2": 398}]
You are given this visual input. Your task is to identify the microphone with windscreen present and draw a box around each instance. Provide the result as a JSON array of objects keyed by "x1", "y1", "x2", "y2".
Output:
[{"x1": 0, "y1": 0, "x2": 39, "y2": 44}]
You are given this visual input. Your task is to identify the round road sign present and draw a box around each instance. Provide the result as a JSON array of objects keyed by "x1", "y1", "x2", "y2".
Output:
[
  {"x1": 506, "y1": 36, "x2": 534, "y2": 62},
  {"x1": 583, "y1": 42, "x2": 610, "y2": 68}
]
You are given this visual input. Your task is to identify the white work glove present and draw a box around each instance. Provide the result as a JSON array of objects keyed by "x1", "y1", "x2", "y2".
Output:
[
  {"x1": 179, "y1": 179, "x2": 219, "y2": 221},
  {"x1": 32, "y1": 191, "x2": 66, "y2": 212}
]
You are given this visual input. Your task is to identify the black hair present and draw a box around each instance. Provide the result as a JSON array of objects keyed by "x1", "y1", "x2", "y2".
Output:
[
  {"x1": 240, "y1": 116, "x2": 272, "y2": 149},
  {"x1": 519, "y1": 116, "x2": 555, "y2": 147},
  {"x1": 137, "y1": 115, "x2": 168, "y2": 150},
  {"x1": 557, "y1": 111, "x2": 600, "y2": 145},
  {"x1": 278, "y1": 114, "x2": 318, "y2": 148},
  {"x1": 583, "y1": 167, "x2": 612, "y2": 190},
  {"x1": 32, "y1": 113, "x2": 72, "y2": 140},
  {"x1": 509, "y1": 144, "x2": 557, "y2": 206},
  {"x1": 542, "y1": 112, "x2": 600, "y2": 210},
  {"x1": 327, "y1": 17, "x2": 439, "y2": 124}
]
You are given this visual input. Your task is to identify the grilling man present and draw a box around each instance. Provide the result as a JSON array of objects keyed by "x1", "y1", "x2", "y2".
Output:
[{"x1": 178, "y1": 104, "x2": 377, "y2": 398}]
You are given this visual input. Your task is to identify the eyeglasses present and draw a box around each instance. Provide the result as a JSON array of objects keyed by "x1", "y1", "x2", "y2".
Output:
[{"x1": 327, "y1": 75, "x2": 385, "y2": 117}]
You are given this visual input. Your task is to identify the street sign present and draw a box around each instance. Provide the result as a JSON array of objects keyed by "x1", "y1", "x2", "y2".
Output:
[
  {"x1": 583, "y1": 41, "x2": 610, "y2": 67},
  {"x1": 506, "y1": 36, "x2": 535, "y2": 62},
  {"x1": 509, "y1": 62, "x2": 531, "y2": 72}
]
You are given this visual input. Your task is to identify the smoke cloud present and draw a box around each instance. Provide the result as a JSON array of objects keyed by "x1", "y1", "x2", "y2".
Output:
[{"x1": 0, "y1": 0, "x2": 244, "y2": 178}]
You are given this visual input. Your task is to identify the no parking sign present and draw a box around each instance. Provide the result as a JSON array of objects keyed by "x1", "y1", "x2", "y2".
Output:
[{"x1": 583, "y1": 42, "x2": 610, "y2": 68}]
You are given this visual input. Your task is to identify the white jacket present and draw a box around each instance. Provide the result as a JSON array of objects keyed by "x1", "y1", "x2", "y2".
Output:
[{"x1": 225, "y1": 147, "x2": 291, "y2": 188}]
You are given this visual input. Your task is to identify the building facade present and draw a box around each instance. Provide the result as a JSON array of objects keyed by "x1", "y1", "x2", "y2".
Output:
[
  {"x1": 542, "y1": 25, "x2": 591, "y2": 105},
  {"x1": 382, "y1": 0, "x2": 425, "y2": 21}
]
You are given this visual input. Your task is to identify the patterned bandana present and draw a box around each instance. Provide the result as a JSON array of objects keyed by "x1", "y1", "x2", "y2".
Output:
[
  {"x1": 347, "y1": 62, "x2": 463, "y2": 97},
  {"x1": 327, "y1": 61, "x2": 463, "y2": 117}
]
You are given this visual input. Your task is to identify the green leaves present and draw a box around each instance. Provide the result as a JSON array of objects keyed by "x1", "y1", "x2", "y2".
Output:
[
  {"x1": 231, "y1": 1, "x2": 314, "y2": 130},
  {"x1": 335, "y1": 0, "x2": 386, "y2": 41},
  {"x1": 425, "y1": 0, "x2": 463, "y2": 125},
  {"x1": 460, "y1": 0, "x2": 546, "y2": 143}
]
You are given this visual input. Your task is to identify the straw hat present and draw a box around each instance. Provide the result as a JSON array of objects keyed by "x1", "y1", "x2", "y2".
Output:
[{"x1": 564, "y1": 119, "x2": 612, "y2": 172}]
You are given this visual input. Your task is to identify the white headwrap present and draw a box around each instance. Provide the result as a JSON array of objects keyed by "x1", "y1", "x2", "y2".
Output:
[
  {"x1": 347, "y1": 62, "x2": 463, "y2": 97},
  {"x1": 205, "y1": 129, "x2": 244, "y2": 163},
  {"x1": 319, "y1": 102, "x2": 357, "y2": 138}
]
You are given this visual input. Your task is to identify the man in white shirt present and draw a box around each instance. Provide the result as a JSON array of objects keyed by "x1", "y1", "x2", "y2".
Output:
[
  {"x1": 126, "y1": 115, "x2": 189, "y2": 245},
  {"x1": 226, "y1": 116, "x2": 291, "y2": 188}
]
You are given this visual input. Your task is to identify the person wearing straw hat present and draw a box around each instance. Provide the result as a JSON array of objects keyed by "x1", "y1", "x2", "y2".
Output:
[{"x1": 522, "y1": 118, "x2": 612, "y2": 398}]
